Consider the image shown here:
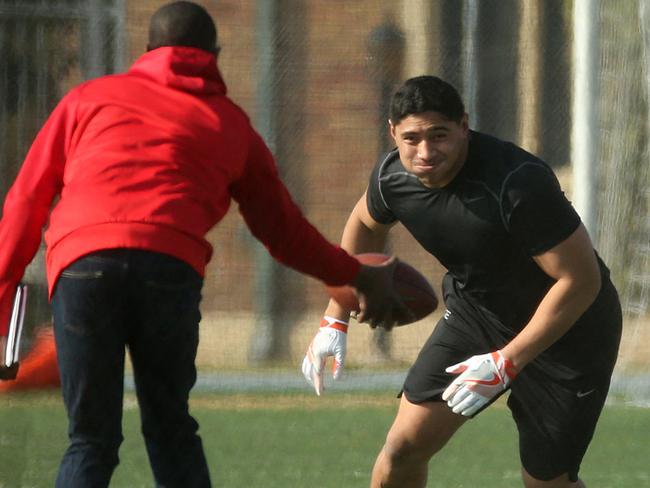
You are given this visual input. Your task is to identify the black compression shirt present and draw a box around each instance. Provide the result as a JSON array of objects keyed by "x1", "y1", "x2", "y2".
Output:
[{"x1": 366, "y1": 130, "x2": 591, "y2": 331}]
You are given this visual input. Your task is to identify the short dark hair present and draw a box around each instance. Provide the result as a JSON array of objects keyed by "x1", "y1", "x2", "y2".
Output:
[
  {"x1": 389, "y1": 76, "x2": 465, "y2": 124},
  {"x1": 148, "y1": 1, "x2": 218, "y2": 55}
]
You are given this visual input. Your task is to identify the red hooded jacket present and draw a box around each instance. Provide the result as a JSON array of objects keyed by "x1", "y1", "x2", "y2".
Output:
[{"x1": 0, "y1": 47, "x2": 360, "y2": 334}]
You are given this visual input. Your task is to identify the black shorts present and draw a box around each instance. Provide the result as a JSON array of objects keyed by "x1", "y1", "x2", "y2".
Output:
[{"x1": 402, "y1": 279, "x2": 622, "y2": 482}]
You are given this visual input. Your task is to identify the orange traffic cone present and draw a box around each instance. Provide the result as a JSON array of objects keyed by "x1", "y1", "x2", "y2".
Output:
[{"x1": 0, "y1": 327, "x2": 60, "y2": 392}]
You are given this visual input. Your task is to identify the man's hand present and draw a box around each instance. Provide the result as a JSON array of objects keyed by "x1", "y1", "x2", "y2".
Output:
[
  {"x1": 442, "y1": 350, "x2": 518, "y2": 417},
  {"x1": 301, "y1": 316, "x2": 348, "y2": 396},
  {"x1": 352, "y1": 257, "x2": 412, "y2": 328}
]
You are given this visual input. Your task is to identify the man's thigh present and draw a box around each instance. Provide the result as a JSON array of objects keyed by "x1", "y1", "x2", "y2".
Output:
[
  {"x1": 402, "y1": 304, "x2": 500, "y2": 404},
  {"x1": 51, "y1": 252, "x2": 130, "y2": 440},
  {"x1": 126, "y1": 252, "x2": 203, "y2": 422},
  {"x1": 508, "y1": 365, "x2": 612, "y2": 482}
]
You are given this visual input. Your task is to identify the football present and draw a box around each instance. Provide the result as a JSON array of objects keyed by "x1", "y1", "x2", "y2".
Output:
[{"x1": 327, "y1": 253, "x2": 438, "y2": 326}]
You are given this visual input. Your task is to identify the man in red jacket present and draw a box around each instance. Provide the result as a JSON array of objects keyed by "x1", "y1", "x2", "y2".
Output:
[{"x1": 0, "y1": 2, "x2": 406, "y2": 486}]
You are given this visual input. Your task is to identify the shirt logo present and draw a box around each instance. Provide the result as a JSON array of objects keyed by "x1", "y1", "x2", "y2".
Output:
[
  {"x1": 444, "y1": 309, "x2": 452, "y2": 320},
  {"x1": 576, "y1": 389, "x2": 596, "y2": 398}
]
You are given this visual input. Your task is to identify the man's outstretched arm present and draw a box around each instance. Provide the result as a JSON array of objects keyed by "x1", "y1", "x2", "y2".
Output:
[{"x1": 231, "y1": 132, "x2": 404, "y2": 326}]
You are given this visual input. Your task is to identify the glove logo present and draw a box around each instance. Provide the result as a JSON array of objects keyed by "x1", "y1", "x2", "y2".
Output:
[{"x1": 468, "y1": 373, "x2": 501, "y2": 387}]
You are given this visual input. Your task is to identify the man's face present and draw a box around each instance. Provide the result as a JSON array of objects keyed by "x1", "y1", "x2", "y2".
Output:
[{"x1": 390, "y1": 111, "x2": 469, "y2": 188}]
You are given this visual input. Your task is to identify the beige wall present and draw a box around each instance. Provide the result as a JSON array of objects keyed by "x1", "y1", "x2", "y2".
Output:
[{"x1": 122, "y1": 1, "x2": 446, "y2": 317}]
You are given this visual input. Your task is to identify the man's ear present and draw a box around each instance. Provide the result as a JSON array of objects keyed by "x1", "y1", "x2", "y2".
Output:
[
  {"x1": 460, "y1": 113, "x2": 469, "y2": 133},
  {"x1": 389, "y1": 120, "x2": 398, "y2": 142}
]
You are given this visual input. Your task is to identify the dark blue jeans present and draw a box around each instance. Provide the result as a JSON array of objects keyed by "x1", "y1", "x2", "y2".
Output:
[{"x1": 52, "y1": 249, "x2": 211, "y2": 488}]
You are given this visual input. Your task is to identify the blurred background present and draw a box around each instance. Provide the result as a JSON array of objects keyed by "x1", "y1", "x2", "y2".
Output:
[{"x1": 0, "y1": 0, "x2": 648, "y2": 400}]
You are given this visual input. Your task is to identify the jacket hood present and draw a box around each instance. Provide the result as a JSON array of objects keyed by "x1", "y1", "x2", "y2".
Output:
[{"x1": 128, "y1": 46, "x2": 227, "y2": 95}]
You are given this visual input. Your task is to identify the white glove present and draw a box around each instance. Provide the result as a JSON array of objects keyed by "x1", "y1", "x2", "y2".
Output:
[
  {"x1": 442, "y1": 350, "x2": 518, "y2": 417},
  {"x1": 301, "y1": 316, "x2": 348, "y2": 396}
]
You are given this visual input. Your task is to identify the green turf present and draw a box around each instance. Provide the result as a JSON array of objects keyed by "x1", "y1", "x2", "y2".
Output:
[{"x1": 0, "y1": 391, "x2": 648, "y2": 487}]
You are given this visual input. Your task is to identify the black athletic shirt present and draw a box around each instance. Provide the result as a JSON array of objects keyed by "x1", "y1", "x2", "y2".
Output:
[{"x1": 366, "y1": 130, "x2": 607, "y2": 332}]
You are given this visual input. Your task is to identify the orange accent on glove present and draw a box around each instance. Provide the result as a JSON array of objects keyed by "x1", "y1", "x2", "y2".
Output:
[
  {"x1": 492, "y1": 350, "x2": 518, "y2": 381},
  {"x1": 320, "y1": 317, "x2": 348, "y2": 333}
]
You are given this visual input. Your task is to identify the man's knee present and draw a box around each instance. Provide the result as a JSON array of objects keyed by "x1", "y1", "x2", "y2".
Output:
[
  {"x1": 382, "y1": 398, "x2": 465, "y2": 467},
  {"x1": 141, "y1": 409, "x2": 199, "y2": 442},
  {"x1": 382, "y1": 429, "x2": 441, "y2": 466},
  {"x1": 64, "y1": 434, "x2": 122, "y2": 477}
]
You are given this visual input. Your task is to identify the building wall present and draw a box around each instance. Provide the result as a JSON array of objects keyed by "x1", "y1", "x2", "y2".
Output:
[{"x1": 122, "y1": 1, "x2": 446, "y2": 317}]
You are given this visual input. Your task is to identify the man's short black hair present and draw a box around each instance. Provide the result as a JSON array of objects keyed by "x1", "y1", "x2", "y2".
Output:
[
  {"x1": 389, "y1": 76, "x2": 465, "y2": 124},
  {"x1": 148, "y1": 1, "x2": 218, "y2": 55}
]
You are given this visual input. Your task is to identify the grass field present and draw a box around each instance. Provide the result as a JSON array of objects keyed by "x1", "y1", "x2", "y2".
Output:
[{"x1": 1, "y1": 391, "x2": 649, "y2": 488}]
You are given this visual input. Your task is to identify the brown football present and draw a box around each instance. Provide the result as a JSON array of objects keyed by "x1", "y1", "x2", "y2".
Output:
[{"x1": 326, "y1": 253, "x2": 438, "y2": 326}]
